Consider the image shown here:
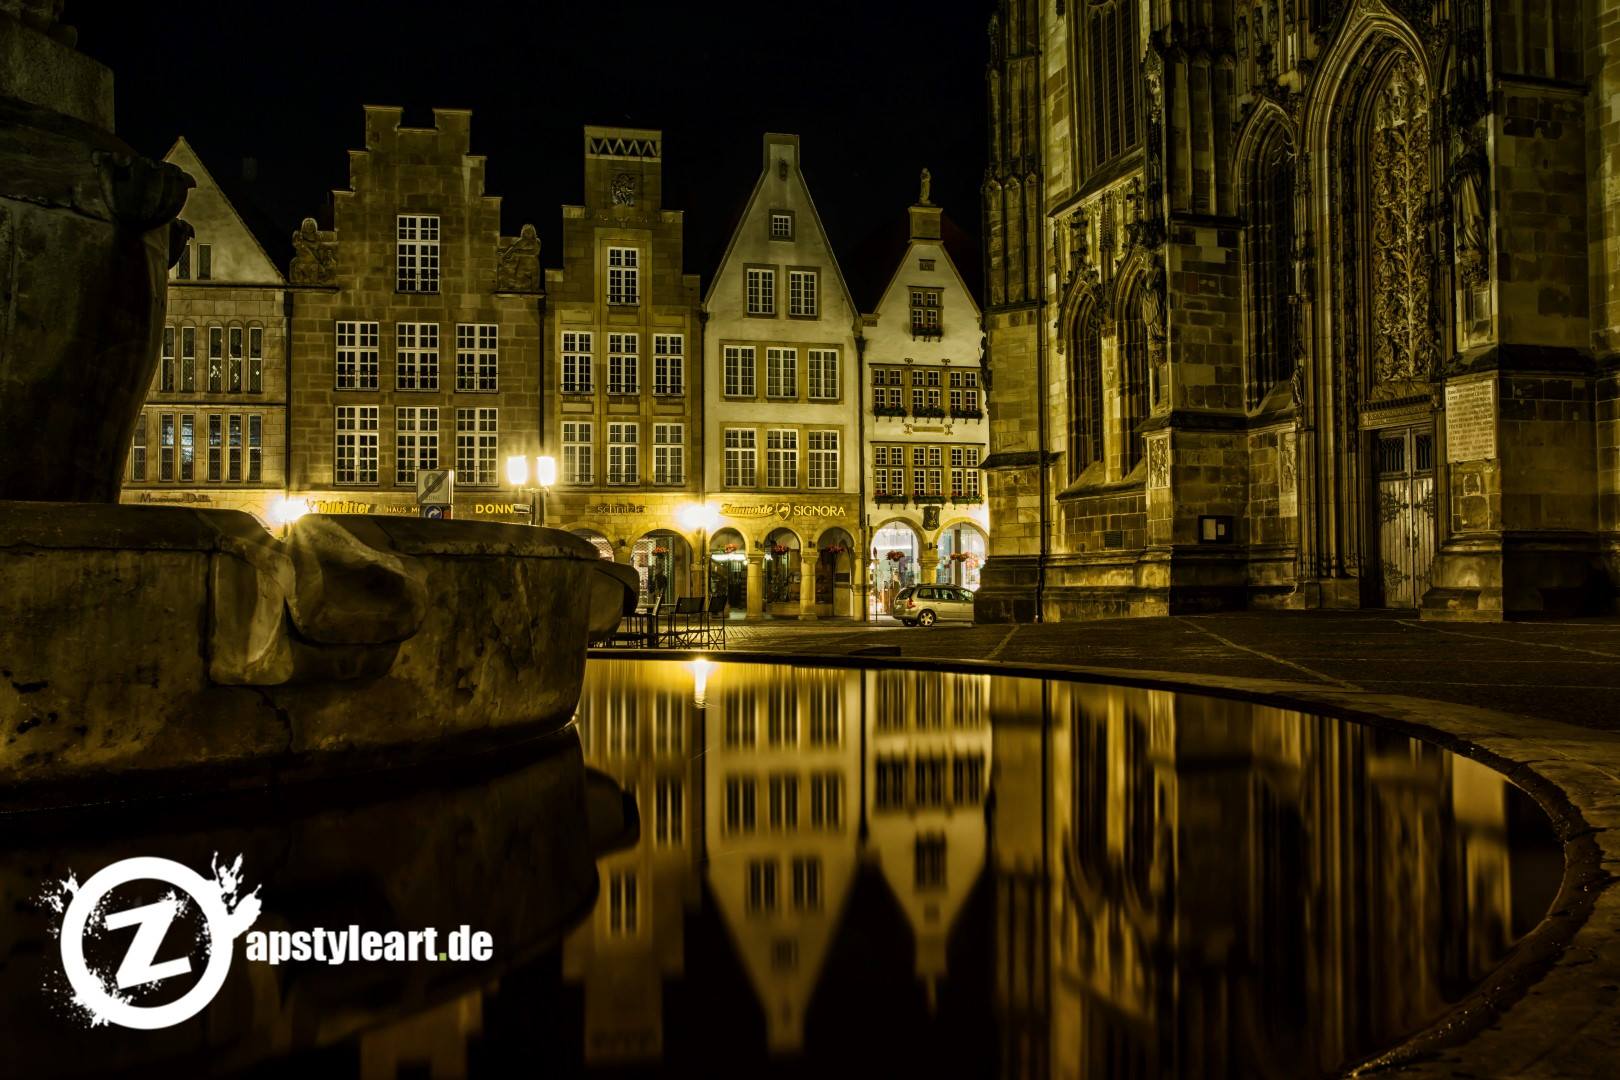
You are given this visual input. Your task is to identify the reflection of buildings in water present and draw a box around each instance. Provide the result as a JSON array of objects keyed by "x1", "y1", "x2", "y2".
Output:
[
  {"x1": 566, "y1": 660, "x2": 706, "y2": 1064},
  {"x1": 867, "y1": 670, "x2": 992, "y2": 1008},
  {"x1": 1042, "y1": 683, "x2": 1524, "y2": 1079}
]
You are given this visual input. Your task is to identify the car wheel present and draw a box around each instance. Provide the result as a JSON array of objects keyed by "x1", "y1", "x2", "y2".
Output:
[{"x1": 918, "y1": 610, "x2": 937, "y2": 627}]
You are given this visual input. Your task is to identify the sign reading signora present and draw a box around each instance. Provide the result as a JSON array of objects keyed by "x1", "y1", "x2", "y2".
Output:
[{"x1": 721, "y1": 503, "x2": 846, "y2": 519}]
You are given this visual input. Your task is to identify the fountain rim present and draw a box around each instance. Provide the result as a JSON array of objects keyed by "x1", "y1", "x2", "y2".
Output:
[{"x1": 590, "y1": 646, "x2": 1610, "y2": 1077}]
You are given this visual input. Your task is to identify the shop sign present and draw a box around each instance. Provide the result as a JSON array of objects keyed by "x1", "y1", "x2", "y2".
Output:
[
  {"x1": 721, "y1": 502, "x2": 847, "y2": 520},
  {"x1": 582, "y1": 503, "x2": 646, "y2": 515},
  {"x1": 471, "y1": 503, "x2": 531, "y2": 516},
  {"x1": 307, "y1": 500, "x2": 414, "y2": 516}
]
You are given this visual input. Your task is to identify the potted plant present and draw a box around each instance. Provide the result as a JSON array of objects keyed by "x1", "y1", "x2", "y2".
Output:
[
  {"x1": 886, "y1": 550, "x2": 906, "y2": 563},
  {"x1": 652, "y1": 545, "x2": 669, "y2": 557},
  {"x1": 770, "y1": 543, "x2": 790, "y2": 556},
  {"x1": 723, "y1": 542, "x2": 739, "y2": 554}
]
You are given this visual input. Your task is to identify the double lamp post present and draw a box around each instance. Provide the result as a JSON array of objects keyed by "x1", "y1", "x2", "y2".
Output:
[{"x1": 505, "y1": 454, "x2": 557, "y2": 527}]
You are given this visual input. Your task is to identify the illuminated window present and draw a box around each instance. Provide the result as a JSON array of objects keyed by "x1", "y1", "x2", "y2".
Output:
[
  {"x1": 396, "y1": 214, "x2": 440, "y2": 293},
  {"x1": 561, "y1": 331, "x2": 593, "y2": 394},
  {"x1": 396, "y1": 323, "x2": 440, "y2": 391},
  {"x1": 454, "y1": 407, "x2": 498, "y2": 486},
  {"x1": 607, "y1": 246, "x2": 640, "y2": 305},
  {"x1": 334, "y1": 406, "x2": 378, "y2": 485},
  {"x1": 395, "y1": 406, "x2": 439, "y2": 486},
  {"x1": 455, "y1": 323, "x2": 498, "y2": 393}
]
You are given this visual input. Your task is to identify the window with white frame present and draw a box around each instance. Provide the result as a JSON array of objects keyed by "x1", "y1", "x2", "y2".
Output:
[
  {"x1": 206, "y1": 414, "x2": 220, "y2": 481},
  {"x1": 160, "y1": 415, "x2": 175, "y2": 481},
  {"x1": 562, "y1": 421, "x2": 593, "y2": 485},
  {"x1": 395, "y1": 322, "x2": 439, "y2": 391},
  {"x1": 227, "y1": 415, "x2": 242, "y2": 481},
  {"x1": 723, "y1": 345, "x2": 756, "y2": 397},
  {"x1": 455, "y1": 324, "x2": 498, "y2": 392},
  {"x1": 873, "y1": 445, "x2": 903, "y2": 496},
  {"x1": 653, "y1": 423, "x2": 684, "y2": 485},
  {"x1": 160, "y1": 327, "x2": 175, "y2": 392},
  {"x1": 395, "y1": 406, "x2": 439, "y2": 486},
  {"x1": 951, "y1": 445, "x2": 981, "y2": 498},
  {"x1": 608, "y1": 332, "x2": 639, "y2": 394},
  {"x1": 455, "y1": 407, "x2": 498, "y2": 486},
  {"x1": 607, "y1": 246, "x2": 640, "y2": 305},
  {"x1": 788, "y1": 269, "x2": 818, "y2": 317},
  {"x1": 807, "y1": 430, "x2": 839, "y2": 489},
  {"x1": 335, "y1": 405, "x2": 379, "y2": 485},
  {"x1": 769, "y1": 211, "x2": 793, "y2": 240},
  {"x1": 766, "y1": 429, "x2": 798, "y2": 488},
  {"x1": 746, "y1": 858, "x2": 779, "y2": 914},
  {"x1": 248, "y1": 326, "x2": 263, "y2": 393},
  {"x1": 608, "y1": 871, "x2": 638, "y2": 935},
  {"x1": 766, "y1": 347, "x2": 797, "y2": 398},
  {"x1": 336, "y1": 321, "x2": 380, "y2": 390},
  {"x1": 607, "y1": 421, "x2": 639, "y2": 485},
  {"x1": 653, "y1": 334, "x2": 684, "y2": 395},
  {"x1": 130, "y1": 413, "x2": 147, "y2": 481},
  {"x1": 179, "y1": 414, "x2": 194, "y2": 481},
  {"x1": 655, "y1": 778, "x2": 683, "y2": 846},
  {"x1": 561, "y1": 331, "x2": 593, "y2": 394},
  {"x1": 248, "y1": 415, "x2": 262, "y2": 481},
  {"x1": 227, "y1": 326, "x2": 243, "y2": 391},
  {"x1": 912, "y1": 445, "x2": 943, "y2": 496},
  {"x1": 208, "y1": 326, "x2": 223, "y2": 392},
  {"x1": 808, "y1": 349, "x2": 838, "y2": 400},
  {"x1": 396, "y1": 214, "x2": 440, "y2": 293},
  {"x1": 910, "y1": 287, "x2": 942, "y2": 333},
  {"x1": 724, "y1": 428, "x2": 756, "y2": 487},
  {"x1": 791, "y1": 856, "x2": 822, "y2": 911},
  {"x1": 949, "y1": 369, "x2": 981, "y2": 413},
  {"x1": 746, "y1": 266, "x2": 775, "y2": 315}
]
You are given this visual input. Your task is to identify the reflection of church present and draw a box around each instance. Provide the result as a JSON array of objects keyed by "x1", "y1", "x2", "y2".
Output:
[
  {"x1": 559, "y1": 662, "x2": 1533, "y2": 1076},
  {"x1": 978, "y1": 0, "x2": 1613, "y2": 622}
]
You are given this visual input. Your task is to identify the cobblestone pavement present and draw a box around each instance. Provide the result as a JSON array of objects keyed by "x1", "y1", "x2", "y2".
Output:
[{"x1": 715, "y1": 610, "x2": 1620, "y2": 728}]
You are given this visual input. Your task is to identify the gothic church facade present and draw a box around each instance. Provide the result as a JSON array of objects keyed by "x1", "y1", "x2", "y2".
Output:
[{"x1": 977, "y1": 0, "x2": 1614, "y2": 621}]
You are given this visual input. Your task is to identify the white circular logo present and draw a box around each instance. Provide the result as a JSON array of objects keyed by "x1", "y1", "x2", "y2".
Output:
[{"x1": 59, "y1": 856, "x2": 238, "y2": 1030}]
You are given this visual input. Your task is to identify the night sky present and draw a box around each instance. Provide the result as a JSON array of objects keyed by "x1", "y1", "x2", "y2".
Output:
[{"x1": 67, "y1": 0, "x2": 990, "y2": 303}]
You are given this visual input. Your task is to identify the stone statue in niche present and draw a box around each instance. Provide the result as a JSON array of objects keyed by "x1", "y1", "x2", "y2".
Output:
[
  {"x1": 497, "y1": 224, "x2": 542, "y2": 293},
  {"x1": 611, "y1": 172, "x2": 636, "y2": 206},
  {"x1": 1451, "y1": 146, "x2": 1488, "y2": 288},
  {"x1": 1148, "y1": 438, "x2": 1169, "y2": 489},
  {"x1": 290, "y1": 217, "x2": 337, "y2": 286},
  {"x1": 1140, "y1": 258, "x2": 1168, "y2": 407},
  {"x1": 919, "y1": 167, "x2": 933, "y2": 205}
]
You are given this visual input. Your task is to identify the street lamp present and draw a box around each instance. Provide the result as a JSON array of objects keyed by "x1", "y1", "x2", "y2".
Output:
[
  {"x1": 505, "y1": 455, "x2": 557, "y2": 527},
  {"x1": 678, "y1": 502, "x2": 720, "y2": 605}
]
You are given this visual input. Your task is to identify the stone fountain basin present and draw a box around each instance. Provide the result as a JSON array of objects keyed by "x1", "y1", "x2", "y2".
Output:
[{"x1": 0, "y1": 502, "x2": 637, "y2": 806}]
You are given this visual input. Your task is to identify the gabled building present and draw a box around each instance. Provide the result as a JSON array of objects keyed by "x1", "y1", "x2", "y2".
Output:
[
  {"x1": 121, "y1": 137, "x2": 288, "y2": 521},
  {"x1": 543, "y1": 127, "x2": 705, "y2": 602},
  {"x1": 861, "y1": 183, "x2": 989, "y2": 613},
  {"x1": 702, "y1": 134, "x2": 864, "y2": 619},
  {"x1": 285, "y1": 106, "x2": 543, "y2": 521}
]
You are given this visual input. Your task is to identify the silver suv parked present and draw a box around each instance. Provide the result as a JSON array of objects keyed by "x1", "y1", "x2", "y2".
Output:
[{"x1": 894, "y1": 584, "x2": 975, "y2": 626}]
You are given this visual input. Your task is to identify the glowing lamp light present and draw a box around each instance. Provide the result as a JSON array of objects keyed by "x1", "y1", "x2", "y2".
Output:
[
  {"x1": 688, "y1": 657, "x2": 713, "y2": 707},
  {"x1": 536, "y1": 455, "x2": 558, "y2": 488},
  {"x1": 270, "y1": 497, "x2": 309, "y2": 526},
  {"x1": 678, "y1": 502, "x2": 720, "y2": 533},
  {"x1": 505, "y1": 455, "x2": 529, "y2": 487}
]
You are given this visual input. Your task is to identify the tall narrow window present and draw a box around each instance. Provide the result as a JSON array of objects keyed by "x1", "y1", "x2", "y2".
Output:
[
  {"x1": 766, "y1": 347, "x2": 797, "y2": 398},
  {"x1": 334, "y1": 406, "x2": 379, "y2": 485},
  {"x1": 724, "y1": 429, "x2": 757, "y2": 487},
  {"x1": 130, "y1": 413, "x2": 147, "y2": 481},
  {"x1": 396, "y1": 323, "x2": 440, "y2": 391},
  {"x1": 949, "y1": 369, "x2": 981, "y2": 414},
  {"x1": 395, "y1": 406, "x2": 439, "y2": 485},
  {"x1": 766, "y1": 429, "x2": 798, "y2": 488},
  {"x1": 561, "y1": 331, "x2": 593, "y2": 394},
  {"x1": 1120, "y1": 282, "x2": 1149, "y2": 472},
  {"x1": 396, "y1": 214, "x2": 440, "y2": 293},
  {"x1": 608, "y1": 871, "x2": 638, "y2": 935},
  {"x1": 227, "y1": 415, "x2": 242, "y2": 481},
  {"x1": 196, "y1": 244, "x2": 212, "y2": 281},
  {"x1": 179, "y1": 414, "x2": 195, "y2": 481},
  {"x1": 746, "y1": 859, "x2": 779, "y2": 913},
  {"x1": 227, "y1": 326, "x2": 243, "y2": 391},
  {"x1": 808, "y1": 430, "x2": 839, "y2": 489},
  {"x1": 791, "y1": 857, "x2": 822, "y2": 911},
  {"x1": 207, "y1": 326, "x2": 224, "y2": 392},
  {"x1": 1247, "y1": 131, "x2": 1297, "y2": 407},
  {"x1": 915, "y1": 834, "x2": 947, "y2": 890},
  {"x1": 910, "y1": 288, "x2": 942, "y2": 335},
  {"x1": 247, "y1": 415, "x2": 262, "y2": 482},
  {"x1": 160, "y1": 327, "x2": 175, "y2": 392},
  {"x1": 181, "y1": 326, "x2": 197, "y2": 391},
  {"x1": 176, "y1": 244, "x2": 191, "y2": 280},
  {"x1": 608, "y1": 332, "x2": 639, "y2": 394},
  {"x1": 562, "y1": 421, "x2": 594, "y2": 485},
  {"x1": 769, "y1": 774, "x2": 799, "y2": 830},
  {"x1": 950, "y1": 446, "x2": 981, "y2": 498},
  {"x1": 746, "y1": 267, "x2": 776, "y2": 315},
  {"x1": 653, "y1": 423, "x2": 684, "y2": 485},
  {"x1": 726, "y1": 776, "x2": 758, "y2": 834},
  {"x1": 808, "y1": 349, "x2": 839, "y2": 400},
  {"x1": 655, "y1": 778, "x2": 684, "y2": 846},
  {"x1": 336, "y1": 321, "x2": 380, "y2": 390},
  {"x1": 160, "y1": 415, "x2": 175, "y2": 481},
  {"x1": 1086, "y1": 0, "x2": 1141, "y2": 175},
  {"x1": 724, "y1": 345, "x2": 756, "y2": 397},
  {"x1": 1070, "y1": 305, "x2": 1104, "y2": 477},
  {"x1": 248, "y1": 326, "x2": 263, "y2": 392},
  {"x1": 788, "y1": 269, "x2": 818, "y2": 317},
  {"x1": 653, "y1": 334, "x2": 684, "y2": 395},
  {"x1": 607, "y1": 246, "x2": 640, "y2": 305},
  {"x1": 809, "y1": 772, "x2": 842, "y2": 828},
  {"x1": 455, "y1": 324, "x2": 498, "y2": 393},
  {"x1": 455, "y1": 407, "x2": 498, "y2": 486},
  {"x1": 607, "y1": 422, "x2": 639, "y2": 485}
]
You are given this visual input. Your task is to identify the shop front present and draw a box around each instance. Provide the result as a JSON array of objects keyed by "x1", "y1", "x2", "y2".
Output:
[
  {"x1": 866, "y1": 508, "x2": 991, "y2": 616},
  {"x1": 712, "y1": 496, "x2": 863, "y2": 620}
]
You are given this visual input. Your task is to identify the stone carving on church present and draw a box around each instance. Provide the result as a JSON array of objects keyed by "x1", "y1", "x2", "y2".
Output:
[
  {"x1": 611, "y1": 172, "x2": 636, "y2": 206},
  {"x1": 1368, "y1": 55, "x2": 1439, "y2": 389},
  {"x1": 497, "y1": 223, "x2": 541, "y2": 293},
  {"x1": 1140, "y1": 258, "x2": 1168, "y2": 407},
  {"x1": 1147, "y1": 438, "x2": 1169, "y2": 489},
  {"x1": 289, "y1": 217, "x2": 337, "y2": 286}
]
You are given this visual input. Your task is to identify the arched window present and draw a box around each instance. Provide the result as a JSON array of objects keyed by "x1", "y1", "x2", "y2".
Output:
[
  {"x1": 1119, "y1": 279, "x2": 1148, "y2": 473},
  {"x1": 1246, "y1": 128, "x2": 1296, "y2": 407},
  {"x1": 1069, "y1": 304, "x2": 1104, "y2": 479},
  {"x1": 1083, "y1": 0, "x2": 1142, "y2": 176}
]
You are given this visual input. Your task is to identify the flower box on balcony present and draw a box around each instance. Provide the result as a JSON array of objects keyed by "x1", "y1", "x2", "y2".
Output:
[
  {"x1": 914, "y1": 494, "x2": 946, "y2": 505},
  {"x1": 949, "y1": 494, "x2": 984, "y2": 505},
  {"x1": 912, "y1": 406, "x2": 947, "y2": 421},
  {"x1": 873, "y1": 405, "x2": 906, "y2": 418},
  {"x1": 950, "y1": 408, "x2": 984, "y2": 420}
]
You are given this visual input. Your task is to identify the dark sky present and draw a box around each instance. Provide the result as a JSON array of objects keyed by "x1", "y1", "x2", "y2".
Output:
[{"x1": 68, "y1": 0, "x2": 989, "y2": 304}]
